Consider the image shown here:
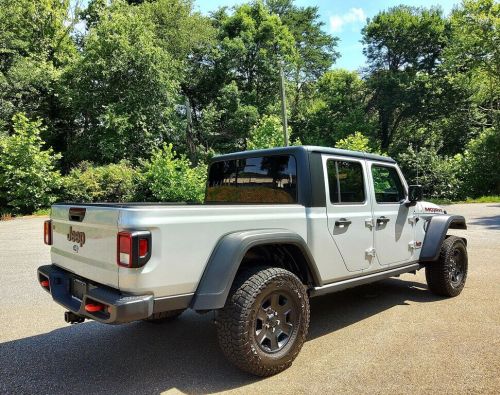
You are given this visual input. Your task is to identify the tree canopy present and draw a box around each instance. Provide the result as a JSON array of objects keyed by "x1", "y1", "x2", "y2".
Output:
[{"x1": 0, "y1": 0, "x2": 498, "y2": 213}]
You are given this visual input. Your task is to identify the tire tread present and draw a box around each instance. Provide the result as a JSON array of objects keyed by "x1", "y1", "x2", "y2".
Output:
[{"x1": 217, "y1": 266, "x2": 310, "y2": 376}]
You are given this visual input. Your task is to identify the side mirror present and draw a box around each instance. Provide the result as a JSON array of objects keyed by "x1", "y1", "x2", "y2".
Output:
[{"x1": 408, "y1": 185, "x2": 423, "y2": 202}]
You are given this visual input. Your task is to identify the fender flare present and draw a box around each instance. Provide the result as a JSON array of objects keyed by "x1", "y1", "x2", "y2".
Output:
[
  {"x1": 419, "y1": 215, "x2": 467, "y2": 262},
  {"x1": 190, "y1": 229, "x2": 321, "y2": 310}
]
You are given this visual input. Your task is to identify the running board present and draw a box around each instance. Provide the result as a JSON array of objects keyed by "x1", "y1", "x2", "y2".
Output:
[{"x1": 310, "y1": 263, "x2": 422, "y2": 298}]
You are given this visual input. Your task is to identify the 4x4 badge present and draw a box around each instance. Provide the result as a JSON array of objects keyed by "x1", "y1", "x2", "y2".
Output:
[{"x1": 67, "y1": 226, "x2": 86, "y2": 247}]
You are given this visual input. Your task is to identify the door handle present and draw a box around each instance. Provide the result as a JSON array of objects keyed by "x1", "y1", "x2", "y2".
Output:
[
  {"x1": 335, "y1": 218, "x2": 352, "y2": 227},
  {"x1": 376, "y1": 216, "x2": 390, "y2": 225}
]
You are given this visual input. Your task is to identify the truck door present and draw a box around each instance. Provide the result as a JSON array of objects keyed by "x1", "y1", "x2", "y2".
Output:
[
  {"x1": 368, "y1": 162, "x2": 415, "y2": 265},
  {"x1": 324, "y1": 156, "x2": 374, "y2": 272}
]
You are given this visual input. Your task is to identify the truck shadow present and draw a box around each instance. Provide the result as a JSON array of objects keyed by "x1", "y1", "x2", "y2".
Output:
[
  {"x1": 0, "y1": 277, "x2": 442, "y2": 394},
  {"x1": 468, "y1": 215, "x2": 500, "y2": 230}
]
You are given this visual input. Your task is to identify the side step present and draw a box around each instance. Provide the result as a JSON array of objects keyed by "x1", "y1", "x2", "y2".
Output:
[{"x1": 310, "y1": 263, "x2": 422, "y2": 297}]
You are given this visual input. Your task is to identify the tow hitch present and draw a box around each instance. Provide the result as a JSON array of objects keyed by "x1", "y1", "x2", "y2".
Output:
[{"x1": 65, "y1": 311, "x2": 85, "y2": 324}]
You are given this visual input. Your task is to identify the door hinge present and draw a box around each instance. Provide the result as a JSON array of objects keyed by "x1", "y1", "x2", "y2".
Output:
[
  {"x1": 409, "y1": 241, "x2": 422, "y2": 250},
  {"x1": 408, "y1": 215, "x2": 419, "y2": 225},
  {"x1": 365, "y1": 247, "x2": 376, "y2": 258},
  {"x1": 365, "y1": 218, "x2": 374, "y2": 229}
]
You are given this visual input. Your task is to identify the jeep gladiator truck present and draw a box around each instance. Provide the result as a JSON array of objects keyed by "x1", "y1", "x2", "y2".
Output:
[{"x1": 38, "y1": 146, "x2": 468, "y2": 376}]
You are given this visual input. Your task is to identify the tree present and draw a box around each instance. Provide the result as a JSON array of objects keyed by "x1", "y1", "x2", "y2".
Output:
[
  {"x1": 246, "y1": 114, "x2": 300, "y2": 149},
  {"x1": 63, "y1": 0, "x2": 213, "y2": 165},
  {"x1": 0, "y1": 0, "x2": 77, "y2": 141},
  {"x1": 445, "y1": 0, "x2": 499, "y2": 130},
  {"x1": 265, "y1": 0, "x2": 339, "y2": 118},
  {"x1": 182, "y1": 1, "x2": 299, "y2": 156},
  {"x1": 0, "y1": 113, "x2": 61, "y2": 213},
  {"x1": 296, "y1": 70, "x2": 374, "y2": 147},
  {"x1": 362, "y1": 6, "x2": 451, "y2": 150}
]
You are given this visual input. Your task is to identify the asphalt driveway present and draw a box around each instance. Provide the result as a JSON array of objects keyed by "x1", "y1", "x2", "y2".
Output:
[{"x1": 0, "y1": 203, "x2": 499, "y2": 394}]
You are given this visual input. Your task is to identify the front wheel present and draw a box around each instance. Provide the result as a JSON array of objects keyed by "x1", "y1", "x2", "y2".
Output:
[
  {"x1": 425, "y1": 236, "x2": 468, "y2": 297},
  {"x1": 216, "y1": 266, "x2": 310, "y2": 376}
]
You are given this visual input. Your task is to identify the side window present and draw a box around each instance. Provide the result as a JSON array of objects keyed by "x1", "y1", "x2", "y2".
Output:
[
  {"x1": 371, "y1": 165, "x2": 406, "y2": 203},
  {"x1": 326, "y1": 160, "x2": 366, "y2": 204}
]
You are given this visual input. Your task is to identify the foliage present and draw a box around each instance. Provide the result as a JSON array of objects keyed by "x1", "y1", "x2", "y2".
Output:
[
  {"x1": 140, "y1": 144, "x2": 207, "y2": 203},
  {"x1": 0, "y1": 0, "x2": 498, "y2": 212},
  {"x1": 0, "y1": 0, "x2": 77, "y2": 146},
  {"x1": 247, "y1": 115, "x2": 300, "y2": 149},
  {"x1": 362, "y1": 5, "x2": 451, "y2": 150},
  {"x1": 460, "y1": 128, "x2": 500, "y2": 197},
  {"x1": 297, "y1": 70, "x2": 374, "y2": 146},
  {"x1": 62, "y1": 0, "x2": 199, "y2": 164},
  {"x1": 265, "y1": 0, "x2": 339, "y2": 117},
  {"x1": 445, "y1": 0, "x2": 499, "y2": 130},
  {"x1": 397, "y1": 144, "x2": 462, "y2": 200},
  {"x1": 0, "y1": 114, "x2": 61, "y2": 213},
  {"x1": 183, "y1": 0, "x2": 336, "y2": 154},
  {"x1": 62, "y1": 161, "x2": 140, "y2": 203},
  {"x1": 334, "y1": 132, "x2": 373, "y2": 153}
]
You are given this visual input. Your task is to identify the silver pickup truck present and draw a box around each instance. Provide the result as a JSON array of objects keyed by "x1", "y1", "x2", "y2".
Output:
[{"x1": 38, "y1": 145, "x2": 468, "y2": 376}]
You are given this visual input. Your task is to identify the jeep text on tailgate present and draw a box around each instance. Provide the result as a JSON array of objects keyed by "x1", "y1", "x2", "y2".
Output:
[{"x1": 38, "y1": 146, "x2": 468, "y2": 376}]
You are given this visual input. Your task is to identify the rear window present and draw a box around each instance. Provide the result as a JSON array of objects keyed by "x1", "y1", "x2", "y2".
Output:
[{"x1": 206, "y1": 155, "x2": 298, "y2": 204}]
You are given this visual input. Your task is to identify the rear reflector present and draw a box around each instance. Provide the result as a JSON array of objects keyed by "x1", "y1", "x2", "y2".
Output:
[
  {"x1": 44, "y1": 220, "x2": 52, "y2": 245},
  {"x1": 117, "y1": 230, "x2": 151, "y2": 268},
  {"x1": 139, "y1": 238, "x2": 148, "y2": 257}
]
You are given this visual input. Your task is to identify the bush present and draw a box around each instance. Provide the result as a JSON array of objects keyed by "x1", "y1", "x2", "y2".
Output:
[
  {"x1": 0, "y1": 113, "x2": 62, "y2": 214},
  {"x1": 460, "y1": 128, "x2": 500, "y2": 197},
  {"x1": 397, "y1": 145, "x2": 462, "y2": 200},
  {"x1": 62, "y1": 161, "x2": 140, "y2": 203},
  {"x1": 247, "y1": 115, "x2": 301, "y2": 150},
  {"x1": 139, "y1": 144, "x2": 206, "y2": 203}
]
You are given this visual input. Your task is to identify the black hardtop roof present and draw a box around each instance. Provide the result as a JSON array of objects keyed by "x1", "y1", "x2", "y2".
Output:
[{"x1": 211, "y1": 145, "x2": 396, "y2": 164}]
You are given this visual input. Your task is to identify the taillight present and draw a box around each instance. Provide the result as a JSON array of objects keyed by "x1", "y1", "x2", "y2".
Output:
[
  {"x1": 117, "y1": 231, "x2": 151, "y2": 268},
  {"x1": 44, "y1": 220, "x2": 52, "y2": 245}
]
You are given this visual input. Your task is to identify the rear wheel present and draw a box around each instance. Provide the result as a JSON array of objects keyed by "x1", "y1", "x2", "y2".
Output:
[
  {"x1": 426, "y1": 236, "x2": 468, "y2": 297},
  {"x1": 216, "y1": 266, "x2": 310, "y2": 376}
]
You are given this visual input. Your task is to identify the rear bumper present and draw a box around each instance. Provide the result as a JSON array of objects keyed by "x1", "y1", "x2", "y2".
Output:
[{"x1": 38, "y1": 265, "x2": 153, "y2": 324}]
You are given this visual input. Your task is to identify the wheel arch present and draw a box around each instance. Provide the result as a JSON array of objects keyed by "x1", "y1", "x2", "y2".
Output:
[
  {"x1": 190, "y1": 229, "x2": 321, "y2": 311},
  {"x1": 420, "y1": 215, "x2": 467, "y2": 262}
]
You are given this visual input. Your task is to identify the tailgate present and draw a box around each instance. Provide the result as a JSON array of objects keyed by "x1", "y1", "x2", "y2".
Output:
[{"x1": 50, "y1": 205, "x2": 120, "y2": 288}]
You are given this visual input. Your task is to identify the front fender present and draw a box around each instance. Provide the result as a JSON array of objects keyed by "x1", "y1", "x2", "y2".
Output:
[
  {"x1": 190, "y1": 229, "x2": 319, "y2": 310},
  {"x1": 420, "y1": 215, "x2": 467, "y2": 262}
]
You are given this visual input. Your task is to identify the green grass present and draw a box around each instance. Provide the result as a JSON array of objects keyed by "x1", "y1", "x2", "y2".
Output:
[
  {"x1": 429, "y1": 195, "x2": 500, "y2": 205},
  {"x1": 33, "y1": 208, "x2": 51, "y2": 216},
  {"x1": 0, "y1": 207, "x2": 50, "y2": 221}
]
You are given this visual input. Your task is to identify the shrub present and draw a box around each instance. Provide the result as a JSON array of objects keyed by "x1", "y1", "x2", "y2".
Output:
[
  {"x1": 397, "y1": 145, "x2": 462, "y2": 200},
  {"x1": 62, "y1": 161, "x2": 140, "y2": 203},
  {"x1": 139, "y1": 144, "x2": 206, "y2": 203},
  {"x1": 460, "y1": 128, "x2": 500, "y2": 197},
  {"x1": 335, "y1": 132, "x2": 374, "y2": 152},
  {"x1": 0, "y1": 113, "x2": 62, "y2": 214}
]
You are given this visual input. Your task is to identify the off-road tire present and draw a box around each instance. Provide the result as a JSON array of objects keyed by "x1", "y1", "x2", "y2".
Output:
[
  {"x1": 426, "y1": 236, "x2": 468, "y2": 297},
  {"x1": 216, "y1": 266, "x2": 310, "y2": 377},
  {"x1": 143, "y1": 309, "x2": 185, "y2": 323}
]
